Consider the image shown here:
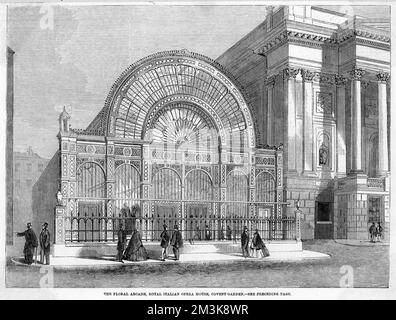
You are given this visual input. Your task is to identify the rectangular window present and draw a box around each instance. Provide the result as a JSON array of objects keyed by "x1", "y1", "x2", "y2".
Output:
[
  {"x1": 317, "y1": 202, "x2": 331, "y2": 222},
  {"x1": 368, "y1": 197, "x2": 381, "y2": 223}
]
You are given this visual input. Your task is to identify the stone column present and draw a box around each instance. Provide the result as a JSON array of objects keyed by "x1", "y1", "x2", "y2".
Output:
[
  {"x1": 302, "y1": 69, "x2": 315, "y2": 174},
  {"x1": 335, "y1": 75, "x2": 347, "y2": 176},
  {"x1": 349, "y1": 67, "x2": 365, "y2": 173},
  {"x1": 377, "y1": 72, "x2": 390, "y2": 176},
  {"x1": 283, "y1": 67, "x2": 299, "y2": 173},
  {"x1": 266, "y1": 76, "x2": 275, "y2": 145}
]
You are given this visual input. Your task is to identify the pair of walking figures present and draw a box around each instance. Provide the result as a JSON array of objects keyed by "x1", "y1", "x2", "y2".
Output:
[{"x1": 241, "y1": 227, "x2": 270, "y2": 258}]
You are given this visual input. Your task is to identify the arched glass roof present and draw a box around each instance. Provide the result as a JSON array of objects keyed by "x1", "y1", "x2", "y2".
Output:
[{"x1": 94, "y1": 50, "x2": 256, "y2": 148}]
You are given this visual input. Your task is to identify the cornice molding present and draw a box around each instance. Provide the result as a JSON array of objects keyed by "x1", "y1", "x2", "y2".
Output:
[
  {"x1": 338, "y1": 28, "x2": 390, "y2": 44},
  {"x1": 259, "y1": 27, "x2": 390, "y2": 56},
  {"x1": 259, "y1": 30, "x2": 337, "y2": 55}
]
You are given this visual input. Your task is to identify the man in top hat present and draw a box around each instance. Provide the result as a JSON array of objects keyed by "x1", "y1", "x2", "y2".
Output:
[
  {"x1": 117, "y1": 223, "x2": 127, "y2": 263},
  {"x1": 170, "y1": 224, "x2": 183, "y2": 261},
  {"x1": 16, "y1": 222, "x2": 38, "y2": 265},
  {"x1": 241, "y1": 226, "x2": 250, "y2": 258},
  {"x1": 160, "y1": 224, "x2": 170, "y2": 261},
  {"x1": 39, "y1": 222, "x2": 51, "y2": 265}
]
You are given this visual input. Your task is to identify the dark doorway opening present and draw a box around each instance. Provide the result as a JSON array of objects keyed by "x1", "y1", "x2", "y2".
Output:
[{"x1": 315, "y1": 201, "x2": 334, "y2": 239}]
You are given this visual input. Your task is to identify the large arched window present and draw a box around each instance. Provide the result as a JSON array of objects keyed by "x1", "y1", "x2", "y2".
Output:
[
  {"x1": 185, "y1": 169, "x2": 213, "y2": 240},
  {"x1": 77, "y1": 162, "x2": 105, "y2": 198},
  {"x1": 76, "y1": 162, "x2": 106, "y2": 241},
  {"x1": 226, "y1": 170, "x2": 248, "y2": 238},
  {"x1": 151, "y1": 168, "x2": 182, "y2": 240},
  {"x1": 115, "y1": 164, "x2": 140, "y2": 216},
  {"x1": 255, "y1": 171, "x2": 276, "y2": 203}
]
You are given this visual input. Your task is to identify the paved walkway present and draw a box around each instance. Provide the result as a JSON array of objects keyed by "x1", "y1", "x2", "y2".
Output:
[
  {"x1": 11, "y1": 250, "x2": 329, "y2": 270},
  {"x1": 333, "y1": 239, "x2": 389, "y2": 247}
]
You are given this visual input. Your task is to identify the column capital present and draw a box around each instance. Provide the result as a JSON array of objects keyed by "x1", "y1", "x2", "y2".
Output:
[
  {"x1": 349, "y1": 66, "x2": 365, "y2": 81},
  {"x1": 266, "y1": 75, "x2": 276, "y2": 86},
  {"x1": 301, "y1": 69, "x2": 315, "y2": 82},
  {"x1": 282, "y1": 67, "x2": 299, "y2": 80},
  {"x1": 376, "y1": 72, "x2": 390, "y2": 83},
  {"x1": 335, "y1": 75, "x2": 347, "y2": 87}
]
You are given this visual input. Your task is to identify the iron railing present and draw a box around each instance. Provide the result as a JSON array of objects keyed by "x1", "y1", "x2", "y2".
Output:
[{"x1": 64, "y1": 216, "x2": 297, "y2": 243}]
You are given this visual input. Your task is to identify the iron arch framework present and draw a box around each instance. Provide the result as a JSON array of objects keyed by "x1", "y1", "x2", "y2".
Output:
[{"x1": 57, "y1": 50, "x2": 294, "y2": 245}]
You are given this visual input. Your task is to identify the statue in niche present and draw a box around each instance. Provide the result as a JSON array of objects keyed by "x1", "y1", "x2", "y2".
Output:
[{"x1": 319, "y1": 142, "x2": 329, "y2": 166}]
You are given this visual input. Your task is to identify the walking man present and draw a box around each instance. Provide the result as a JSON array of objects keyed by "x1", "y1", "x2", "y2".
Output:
[
  {"x1": 16, "y1": 222, "x2": 38, "y2": 265},
  {"x1": 170, "y1": 224, "x2": 183, "y2": 261},
  {"x1": 241, "y1": 226, "x2": 250, "y2": 258},
  {"x1": 117, "y1": 223, "x2": 127, "y2": 263},
  {"x1": 376, "y1": 222, "x2": 383, "y2": 242},
  {"x1": 226, "y1": 225, "x2": 232, "y2": 241},
  {"x1": 369, "y1": 222, "x2": 376, "y2": 242},
  {"x1": 39, "y1": 222, "x2": 51, "y2": 265},
  {"x1": 160, "y1": 224, "x2": 170, "y2": 261}
]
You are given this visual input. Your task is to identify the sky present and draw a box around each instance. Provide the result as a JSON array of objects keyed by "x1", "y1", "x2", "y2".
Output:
[{"x1": 7, "y1": 4, "x2": 390, "y2": 159}]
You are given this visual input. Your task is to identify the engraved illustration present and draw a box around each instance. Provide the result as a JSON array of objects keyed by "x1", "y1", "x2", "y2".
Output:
[{"x1": 4, "y1": 3, "x2": 390, "y2": 290}]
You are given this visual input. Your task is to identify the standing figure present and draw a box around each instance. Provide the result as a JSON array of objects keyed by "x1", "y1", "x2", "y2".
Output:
[
  {"x1": 376, "y1": 222, "x2": 383, "y2": 242},
  {"x1": 16, "y1": 222, "x2": 38, "y2": 265},
  {"x1": 120, "y1": 203, "x2": 132, "y2": 235},
  {"x1": 369, "y1": 222, "x2": 376, "y2": 242},
  {"x1": 204, "y1": 225, "x2": 211, "y2": 240},
  {"x1": 241, "y1": 226, "x2": 250, "y2": 258},
  {"x1": 251, "y1": 229, "x2": 270, "y2": 258},
  {"x1": 124, "y1": 228, "x2": 148, "y2": 261},
  {"x1": 170, "y1": 225, "x2": 183, "y2": 261},
  {"x1": 116, "y1": 223, "x2": 127, "y2": 263},
  {"x1": 219, "y1": 227, "x2": 225, "y2": 241},
  {"x1": 193, "y1": 225, "x2": 201, "y2": 243},
  {"x1": 39, "y1": 222, "x2": 51, "y2": 265},
  {"x1": 226, "y1": 225, "x2": 232, "y2": 241},
  {"x1": 160, "y1": 224, "x2": 170, "y2": 261}
]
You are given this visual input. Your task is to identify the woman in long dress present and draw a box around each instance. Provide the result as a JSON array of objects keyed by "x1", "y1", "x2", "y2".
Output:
[
  {"x1": 251, "y1": 229, "x2": 270, "y2": 258},
  {"x1": 124, "y1": 228, "x2": 148, "y2": 261}
]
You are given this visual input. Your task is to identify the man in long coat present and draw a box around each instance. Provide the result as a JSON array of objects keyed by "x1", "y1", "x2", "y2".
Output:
[
  {"x1": 117, "y1": 223, "x2": 127, "y2": 263},
  {"x1": 170, "y1": 224, "x2": 183, "y2": 261},
  {"x1": 120, "y1": 203, "x2": 132, "y2": 235},
  {"x1": 16, "y1": 222, "x2": 38, "y2": 265},
  {"x1": 241, "y1": 226, "x2": 250, "y2": 258},
  {"x1": 39, "y1": 222, "x2": 51, "y2": 265},
  {"x1": 160, "y1": 224, "x2": 170, "y2": 261}
]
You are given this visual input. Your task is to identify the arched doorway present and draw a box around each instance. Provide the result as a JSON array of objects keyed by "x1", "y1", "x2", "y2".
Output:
[
  {"x1": 76, "y1": 162, "x2": 105, "y2": 242},
  {"x1": 151, "y1": 168, "x2": 182, "y2": 240},
  {"x1": 185, "y1": 169, "x2": 214, "y2": 241},
  {"x1": 226, "y1": 170, "x2": 249, "y2": 239}
]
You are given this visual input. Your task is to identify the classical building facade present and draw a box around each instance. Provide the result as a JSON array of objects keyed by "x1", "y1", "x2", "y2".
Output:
[
  {"x1": 52, "y1": 6, "x2": 390, "y2": 255},
  {"x1": 217, "y1": 5, "x2": 390, "y2": 240}
]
